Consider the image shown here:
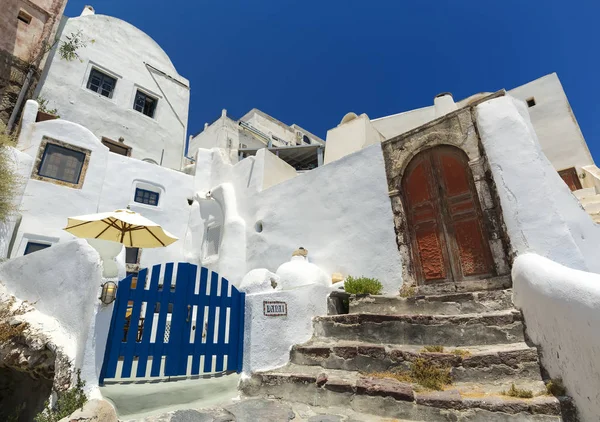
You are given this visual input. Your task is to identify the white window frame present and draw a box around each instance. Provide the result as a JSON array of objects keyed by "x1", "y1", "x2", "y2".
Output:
[
  {"x1": 130, "y1": 85, "x2": 162, "y2": 120},
  {"x1": 130, "y1": 180, "x2": 165, "y2": 210},
  {"x1": 15, "y1": 234, "x2": 59, "y2": 257},
  {"x1": 81, "y1": 62, "x2": 122, "y2": 103}
]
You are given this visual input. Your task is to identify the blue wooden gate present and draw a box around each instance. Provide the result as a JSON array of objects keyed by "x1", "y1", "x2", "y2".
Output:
[{"x1": 99, "y1": 263, "x2": 245, "y2": 384}]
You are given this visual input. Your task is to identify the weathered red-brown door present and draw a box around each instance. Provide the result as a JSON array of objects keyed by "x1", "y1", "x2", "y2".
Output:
[{"x1": 402, "y1": 146, "x2": 493, "y2": 285}]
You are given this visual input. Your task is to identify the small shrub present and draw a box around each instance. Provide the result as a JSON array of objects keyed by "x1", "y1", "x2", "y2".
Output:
[
  {"x1": 451, "y1": 349, "x2": 471, "y2": 357},
  {"x1": 0, "y1": 122, "x2": 21, "y2": 223},
  {"x1": 36, "y1": 97, "x2": 59, "y2": 117},
  {"x1": 502, "y1": 383, "x2": 533, "y2": 399},
  {"x1": 399, "y1": 284, "x2": 416, "y2": 298},
  {"x1": 34, "y1": 369, "x2": 87, "y2": 422},
  {"x1": 421, "y1": 345, "x2": 444, "y2": 353},
  {"x1": 411, "y1": 358, "x2": 452, "y2": 390},
  {"x1": 344, "y1": 276, "x2": 383, "y2": 295},
  {"x1": 546, "y1": 378, "x2": 566, "y2": 396},
  {"x1": 367, "y1": 358, "x2": 452, "y2": 391}
]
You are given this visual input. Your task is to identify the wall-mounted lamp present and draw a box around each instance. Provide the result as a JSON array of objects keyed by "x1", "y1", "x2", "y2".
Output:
[{"x1": 99, "y1": 281, "x2": 117, "y2": 304}]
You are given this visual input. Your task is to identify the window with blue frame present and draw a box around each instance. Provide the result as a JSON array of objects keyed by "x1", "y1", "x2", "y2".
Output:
[
  {"x1": 133, "y1": 90, "x2": 157, "y2": 118},
  {"x1": 24, "y1": 242, "x2": 50, "y2": 255},
  {"x1": 134, "y1": 188, "x2": 159, "y2": 206}
]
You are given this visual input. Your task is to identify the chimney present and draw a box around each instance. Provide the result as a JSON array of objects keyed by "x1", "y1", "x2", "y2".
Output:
[
  {"x1": 81, "y1": 5, "x2": 95, "y2": 16},
  {"x1": 434, "y1": 92, "x2": 457, "y2": 118}
]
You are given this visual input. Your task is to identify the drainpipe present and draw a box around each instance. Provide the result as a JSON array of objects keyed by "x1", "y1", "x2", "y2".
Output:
[{"x1": 6, "y1": 67, "x2": 35, "y2": 133}]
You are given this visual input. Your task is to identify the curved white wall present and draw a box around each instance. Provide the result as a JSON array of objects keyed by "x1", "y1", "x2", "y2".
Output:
[
  {"x1": 37, "y1": 13, "x2": 190, "y2": 169},
  {"x1": 513, "y1": 254, "x2": 600, "y2": 422}
]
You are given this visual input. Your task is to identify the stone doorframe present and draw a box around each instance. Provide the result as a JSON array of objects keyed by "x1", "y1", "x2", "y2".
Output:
[{"x1": 381, "y1": 91, "x2": 511, "y2": 293}]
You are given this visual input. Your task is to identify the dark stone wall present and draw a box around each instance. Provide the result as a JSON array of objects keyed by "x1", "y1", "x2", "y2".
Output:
[
  {"x1": 0, "y1": 365, "x2": 53, "y2": 422},
  {"x1": 0, "y1": 50, "x2": 38, "y2": 126}
]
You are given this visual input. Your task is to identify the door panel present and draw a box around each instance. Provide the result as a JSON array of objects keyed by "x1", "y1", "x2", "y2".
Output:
[
  {"x1": 402, "y1": 146, "x2": 493, "y2": 285},
  {"x1": 558, "y1": 167, "x2": 582, "y2": 191},
  {"x1": 403, "y1": 153, "x2": 453, "y2": 283}
]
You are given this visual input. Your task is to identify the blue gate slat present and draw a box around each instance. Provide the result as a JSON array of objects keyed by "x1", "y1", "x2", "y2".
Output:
[
  {"x1": 215, "y1": 277, "x2": 229, "y2": 372},
  {"x1": 99, "y1": 274, "x2": 133, "y2": 383},
  {"x1": 236, "y1": 291, "x2": 246, "y2": 372},
  {"x1": 150, "y1": 262, "x2": 175, "y2": 377},
  {"x1": 178, "y1": 263, "x2": 197, "y2": 375},
  {"x1": 190, "y1": 267, "x2": 209, "y2": 375},
  {"x1": 134, "y1": 266, "x2": 159, "y2": 378},
  {"x1": 120, "y1": 270, "x2": 146, "y2": 378},
  {"x1": 165, "y1": 263, "x2": 191, "y2": 376},
  {"x1": 202, "y1": 271, "x2": 220, "y2": 373},
  {"x1": 226, "y1": 289, "x2": 241, "y2": 372},
  {"x1": 101, "y1": 262, "x2": 246, "y2": 384}
]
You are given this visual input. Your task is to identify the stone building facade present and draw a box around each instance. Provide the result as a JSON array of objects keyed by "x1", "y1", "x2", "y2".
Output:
[{"x1": 0, "y1": 0, "x2": 67, "y2": 125}]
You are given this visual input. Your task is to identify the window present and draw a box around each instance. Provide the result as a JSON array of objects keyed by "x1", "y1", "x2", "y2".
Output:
[
  {"x1": 102, "y1": 137, "x2": 131, "y2": 156},
  {"x1": 134, "y1": 188, "x2": 159, "y2": 206},
  {"x1": 303, "y1": 135, "x2": 311, "y2": 145},
  {"x1": 87, "y1": 69, "x2": 117, "y2": 98},
  {"x1": 24, "y1": 242, "x2": 50, "y2": 255},
  {"x1": 125, "y1": 247, "x2": 140, "y2": 264},
  {"x1": 17, "y1": 10, "x2": 32, "y2": 25},
  {"x1": 134, "y1": 90, "x2": 157, "y2": 118},
  {"x1": 38, "y1": 143, "x2": 86, "y2": 184},
  {"x1": 526, "y1": 97, "x2": 536, "y2": 108}
]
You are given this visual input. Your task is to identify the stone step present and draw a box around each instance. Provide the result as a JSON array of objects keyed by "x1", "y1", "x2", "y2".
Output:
[
  {"x1": 350, "y1": 289, "x2": 513, "y2": 315},
  {"x1": 291, "y1": 341, "x2": 542, "y2": 383},
  {"x1": 416, "y1": 275, "x2": 512, "y2": 296},
  {"x1": 313, "y1": 310, "x2": 525, "y2": 346},
  {"x1": 573, "y1": 187, "x2": 596, "y2": 199},
  {"x1": 241, "y1": 364, "x2": 563, "y2": 421}
]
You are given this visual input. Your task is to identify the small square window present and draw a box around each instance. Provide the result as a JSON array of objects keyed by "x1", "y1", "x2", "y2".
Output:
[
  {"x1": 87, "y1": 69, "x2": 117, "y2": 98},
  {"x1": 526, "y1": 97, "x2": 536, "y2": 108},
  {"x1": 38, "y1": 143, "x2": 86, "y2": 184},
  {"x1": 125, "y1": 247, "x2": 140, "y2": 264},
  {"x1": 134, "y1": 188, "x2": 159, "y2": 206},
  {"x1": 134, "y1": 90, "x2": 157, "y2": 118},
  {"x1": 24, "y1": 242, "x2": 50, "y2": 255},
  {"x1": 17, "y1": 10, "x2": 32, "y2": 25},
  {"x1": 204, "y1": 225, "x2": 221, "y2": 258}
]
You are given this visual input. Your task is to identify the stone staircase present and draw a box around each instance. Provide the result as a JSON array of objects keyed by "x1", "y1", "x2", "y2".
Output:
[
  {"x1": 574, "y1": 187, "x2": 600, "y2": 223},
  {"x1": 241, "y1": 286, "x2": 577, "y2": 421}
]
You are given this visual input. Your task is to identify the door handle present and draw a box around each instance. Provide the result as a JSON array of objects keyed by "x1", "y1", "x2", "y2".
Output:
[{"x1": 186, "y1": 305, "x2": 191, "y2": 323}]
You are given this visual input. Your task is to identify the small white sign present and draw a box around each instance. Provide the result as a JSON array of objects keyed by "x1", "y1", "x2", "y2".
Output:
[{"x1": 263, "y1": 301, "x2": 287, "y2": 316}]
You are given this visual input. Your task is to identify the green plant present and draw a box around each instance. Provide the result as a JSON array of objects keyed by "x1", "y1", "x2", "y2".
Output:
[
  {"x1": 502, "y1": 383, "x2": 533, "y2": 399},
  {"x1": 367, "y1": 358, "x2": 452, "y2": 391},
  {"x1": 421, "y1": 345, "x2": 444, "y2": 353},
  {"x1": 36, "y1": 97, "x2": 59, "y2": 117},
  {"x1": 344, "y1": 276, "x2": 383, "y2": 295},
  {"x1": 399, "y1": 284, "x2": 416, "y2": 298},
  {"x1": 34, "y1": 369, "x2": 87, "y2": 422},
  {"x1": 451, "y1": 349, "x2": 471, "y2": 357},
  {"x1": 546, "y1": 378, "x2": 566, "y2": 396},
  {"x1": 0, "y1": 122, "x2": 21, "y2": 223}
]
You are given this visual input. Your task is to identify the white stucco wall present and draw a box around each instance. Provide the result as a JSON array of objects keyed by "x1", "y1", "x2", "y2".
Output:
[
  {"x1": 324, "y1": 114, "x2": 384, "y2": 165},
  {"x1": 242, "y1": 284, "x2": 330, "y2": 374},
  {"x1": 258, "y1": 148, "x2": 297, "y2": 190},
  {"x1": 508, "y1": 73, "x2": 594, "y2": 176},
  {"x1": 512, "y1": 253, "x2": 600, "y2": 422},
  {"x1": 476, "y1": 95, "x2": 600, "y2": 273},
  {"x1": 0, "y1": 240, "x2": 102, "y2": 372},
  {"x1": 12, "y1": 102, "x2": 194, "y2": 270},
  {"x1": 247, "y1": 144, "x2": 403, "y2": 293},
  {"x1": 370, "y1": 105, "x2": 435, "y2": 140},
  {"x1": 37, "y1": 12, "x2": 190, "y2": 169}
]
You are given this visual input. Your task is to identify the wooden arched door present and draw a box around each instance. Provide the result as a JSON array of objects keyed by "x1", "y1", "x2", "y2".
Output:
[{"x1": 402, "y1": 146, "x2": 493, "y2": 285}]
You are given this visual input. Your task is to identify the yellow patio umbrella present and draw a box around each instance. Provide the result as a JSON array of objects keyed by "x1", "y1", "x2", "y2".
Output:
[{"x1": 63, "y1": 207, "x2": 178, "y2": 248}]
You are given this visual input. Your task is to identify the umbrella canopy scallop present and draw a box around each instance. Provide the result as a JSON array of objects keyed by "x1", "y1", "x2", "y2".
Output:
[{"x1": 64, "y1": 208, "x2": 178, "y2": 248}]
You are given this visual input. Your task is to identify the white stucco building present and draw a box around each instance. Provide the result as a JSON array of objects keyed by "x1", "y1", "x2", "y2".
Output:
[
  {"x1": 36, "y1": 5, "x2": 190, "y2": 170},
  {"x1": 190, "y1": 108, "x2": 325, "y2": 171},
  {"x1": 2, "y1": 6, "x2": 600, "y2": 416}
]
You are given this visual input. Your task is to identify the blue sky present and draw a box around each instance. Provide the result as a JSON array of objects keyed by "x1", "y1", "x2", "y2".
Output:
[{"x1": 65, "y1": 1, "x2": 600, "y2": 160}]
